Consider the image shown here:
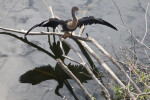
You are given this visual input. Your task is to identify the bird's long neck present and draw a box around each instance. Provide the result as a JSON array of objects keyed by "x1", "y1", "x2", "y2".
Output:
[
  {"x1": 72, "y1": 11, "x2": 77, "y2": 21},
  {"x1": 66, "y1": 10, "x2": 78, "y2": 30}
]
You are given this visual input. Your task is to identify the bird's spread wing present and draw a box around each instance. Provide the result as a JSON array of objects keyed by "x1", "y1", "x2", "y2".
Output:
[
  {"x1": 41, "y1": 18, "x2": 64, "y2": 28},
  {"x1": 77, "y1": 16, "x2": 117, "y2": 30},
  {"x1": 25, "y1": 18, "x2": 64, "y2": 37}
]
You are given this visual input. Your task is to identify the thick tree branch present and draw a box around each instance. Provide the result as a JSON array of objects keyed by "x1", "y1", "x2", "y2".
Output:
[
  {"x1": 89, "y1": 36, "x2": 142, "y2": 93},
  {"x1": 56, "y1": 59, "x2": 93, "y2": 100},
  {"x1": 77, "y1": 39, "x2": 136, "y2": 99},
  {"x1": 62, "y1": 39, "x2": 111, "y2": 100}
]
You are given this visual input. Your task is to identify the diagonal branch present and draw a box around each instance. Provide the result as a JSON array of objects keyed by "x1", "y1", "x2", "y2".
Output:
[
  {"x1": 56, "y1": 59, "x2": 93, "y2": 100},
  {"x1": 77, "y1": 39, "x2": 136, "y2": 99},
  {"x1": 89, "y1": 36, "x2": 142, "y2": 93},
  {"x1": 62, "y1": 39, "x2": 111, "y2": 100}
]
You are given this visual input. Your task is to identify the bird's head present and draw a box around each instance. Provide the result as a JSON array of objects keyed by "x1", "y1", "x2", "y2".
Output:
[{"x1": 72, "y1": 6, "x2": 79, "y2": 13}]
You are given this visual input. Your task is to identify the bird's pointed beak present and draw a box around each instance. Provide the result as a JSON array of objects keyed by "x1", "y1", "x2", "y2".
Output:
[
  {"x1": 79, "y1": 9, "x2": 84, "y2": 13},
  {"x1": 78, "y1": 9, "x2": 82, "y2": 12}
]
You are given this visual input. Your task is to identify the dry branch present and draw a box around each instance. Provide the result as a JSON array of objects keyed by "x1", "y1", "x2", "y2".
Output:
[
  {"x1": 0, "y1": 27, "x2": 90, "y2": 41},
  {"x1": 89, "y1": 36, "x2": 142, "y2": 93},
  {"x1": 77, "y1": 39, "x2": 136, "y2": 99},
  {"x1": 62, "y1": 40, "x2": 111, "y2": 100},
  {"x1": 56, "y1": 59, "x2": 93, "y2": 100},
  {"x1": 141, "y1": 2, "x2": 149, "y2": 43}
]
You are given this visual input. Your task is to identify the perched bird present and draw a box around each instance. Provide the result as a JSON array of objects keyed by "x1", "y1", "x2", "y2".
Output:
[{"x1": 25, "y1": 6, "x2": 117, "y2": 39}]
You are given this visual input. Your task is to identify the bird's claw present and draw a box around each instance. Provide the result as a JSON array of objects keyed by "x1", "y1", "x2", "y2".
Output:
[
  {"x1": 62, "y1": 32, "x2": 68, "y2": 39},
  {"x1": 62, "y1": 32, "x2": 73, "y2": 39},
  {"x1": 68, "y1": 33, "x2": 72, "y2": 38}
]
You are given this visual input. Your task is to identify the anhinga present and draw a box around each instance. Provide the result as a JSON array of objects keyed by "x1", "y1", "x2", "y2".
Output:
[{"x1": 25, "y1": 6, "x2": 117, "y2": 39}]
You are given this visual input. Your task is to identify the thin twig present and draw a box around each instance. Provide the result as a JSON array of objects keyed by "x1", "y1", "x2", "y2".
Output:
[
  {"x1": 136, "y1": 92, "x2": 150, "y2": 99},
  {"x1": 144, "y1": 49, "x2": 150, "y2": 62},
  {"x1": 63, "y1": 41, "x2": 84, "y2": 63},
  {"x1": 63, "y1": 55, "x2": 82, "y2": 65},
  {"x1": 129, "y1": 30, "x2": 150, "y2": 50},
  {"x1": 141, "y1": 2, "x2": 149, "y2": 43},
  {"x1": 111, "y1": 0, "x2": 126, "y2": 26},
  {"x1": 112, "y1": 0, "x2": 150, "y2": 50}
]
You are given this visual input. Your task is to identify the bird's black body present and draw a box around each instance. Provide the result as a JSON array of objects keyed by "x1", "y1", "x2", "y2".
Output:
[
  {"x1": 62, "y1": 20, "x2": 76, "y2": 32},
  {"x1": 25, "y1": 6, "x2": 117, "y2": 38}
]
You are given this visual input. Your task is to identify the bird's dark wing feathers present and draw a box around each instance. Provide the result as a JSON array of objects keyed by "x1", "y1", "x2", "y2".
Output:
[
  {"x1": 77, "y1": 16, "x2": 117, "y2": 30},
  {"x1": 41, "y1": 18, "x2": 64, "y2": 28},
  {"x1": 25, "y1": 18, "x2": 64, "y2": 36}
]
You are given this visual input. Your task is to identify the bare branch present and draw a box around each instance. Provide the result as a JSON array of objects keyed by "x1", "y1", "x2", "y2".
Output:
[
  {"x1": 141, "y1": 2, "x2": 149, "y2": 43},
  {"x1": 61, "y1": 37, "x2": 111, "y2": 100},
  {"x1": 111, "y1": 0, "x2": 126, "y2": 26},
  {"x1": 135, "y1": 92, "x2": 150, "y2": 99},
  {"x1": 144, "y1": 49, "x2": 150, "y2": 62},
  {"x1": 128, "y1": 30, "x2": 150, "y2": 50},
  {"x1": 89, "y1": 36, "x2": 142, "y2": 93},
  {"x1": 77, "y1": 39, "x2": 136, "y2": 99},
  {"x1": 112, "y1": 0, "x2": 150, "y2": 50},
  {"x1": 56, "y1": 59, "x2": 92, "y2": 100},
  {"x1": 0, "y1": 27, "x2": 90, "y2": 41}
]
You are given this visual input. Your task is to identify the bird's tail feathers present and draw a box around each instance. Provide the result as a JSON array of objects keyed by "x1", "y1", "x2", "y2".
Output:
[{"x1": 25, "y1": 20, "x2": 48, "y2": 37}]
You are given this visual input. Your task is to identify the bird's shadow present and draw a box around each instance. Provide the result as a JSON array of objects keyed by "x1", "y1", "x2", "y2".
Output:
[
  {"x1": 0, "y1": 31, "x2": 103, "y2": 99},
  {"x1": 19, "y1": 36, "x2": 102, "y2": 99}
]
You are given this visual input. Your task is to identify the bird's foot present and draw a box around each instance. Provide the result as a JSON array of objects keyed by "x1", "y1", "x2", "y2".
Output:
[
  {"x1": 62, "y1": 32, "x2": 68, "y2": 39},
  {"x1": 68, "y1": 32, "x2": 72, "y2": 38}
]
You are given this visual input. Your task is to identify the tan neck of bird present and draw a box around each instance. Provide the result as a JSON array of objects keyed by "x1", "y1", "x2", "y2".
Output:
[
  {"x1": 66, "y1": 11, "x2": 78, "y2": 30},
  {"x1": 72, "y1": 10, "x2": 77, "y2": 19}
]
